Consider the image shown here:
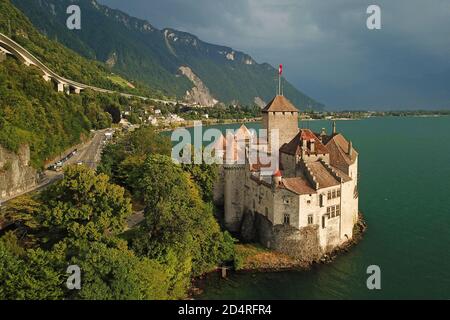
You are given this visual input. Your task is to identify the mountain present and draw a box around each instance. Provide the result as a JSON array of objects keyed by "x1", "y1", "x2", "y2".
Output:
[
  {"x1": 11, "y1": 0, "x2": 324, "y2": 109},
  {"x1": 0, "y1": 0, "x2": 161, "y2": 98}
]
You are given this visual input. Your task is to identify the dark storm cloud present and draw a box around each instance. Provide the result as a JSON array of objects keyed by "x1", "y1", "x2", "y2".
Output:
[{"x1": 99, "y1": 0, "x2": 450, "y2": 109}]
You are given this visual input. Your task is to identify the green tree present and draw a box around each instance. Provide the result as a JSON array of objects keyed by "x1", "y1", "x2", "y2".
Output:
[
  {"x1": 105, "y1": 104, "x2": 122, "y2": 124},
  {"x1": 66, "y1": 241, "x2": 171, "y2": 300},
  {"x1": 98, "y1": 126, "x2": 171, "y2": 191},
  {"x1": 182, "y1": 162, "x2": 219, "y2": 203},
  {"x1": 131, "y1": 155, "x2": 234, "y2": 276},
  {"x1": 0, "y1": 235, "x2": 64, "y2": 300},
  {"x1": 40, "y1": 165, "x2": 132, "y2": 243}
]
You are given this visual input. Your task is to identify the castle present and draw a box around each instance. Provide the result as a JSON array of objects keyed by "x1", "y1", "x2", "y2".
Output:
[{"x1": 214, "y1": 95, "x2": 359, "y2": 261}]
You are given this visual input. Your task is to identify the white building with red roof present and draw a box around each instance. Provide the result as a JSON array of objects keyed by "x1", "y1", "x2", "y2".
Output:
[{"x1": 215, "y1": 94, "x2": 359, "y2": 260}]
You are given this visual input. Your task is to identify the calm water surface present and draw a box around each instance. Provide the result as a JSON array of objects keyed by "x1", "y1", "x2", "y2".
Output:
[{"x1": 174, "y1": 116, "x2": 450, "y2": 299}]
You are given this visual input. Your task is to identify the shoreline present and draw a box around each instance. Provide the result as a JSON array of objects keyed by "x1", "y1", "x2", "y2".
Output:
[
  {"x1": 157, "y1": 117, "x2": 261, "y2": 133},
  {"x1": 154, "y1": 113, "x2": 450, "y2": 134},
  {"x1": 191, "y1": 212, "x2": 367, "y2": 297}
]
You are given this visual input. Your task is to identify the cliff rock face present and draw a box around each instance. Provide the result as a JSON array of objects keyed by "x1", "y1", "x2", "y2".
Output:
[
  {"x1": 254, "y1": 97, "x2": 266, "y2": 109},
  {"x1": 179, "y1": 66, "x2": 218, "y2": 107},
  {"x1": 0, "y1": 145, "x2": 37, "y2": 200}
]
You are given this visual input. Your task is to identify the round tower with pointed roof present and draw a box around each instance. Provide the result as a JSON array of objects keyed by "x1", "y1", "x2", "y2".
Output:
[{"x1": 262, "y1": 95, "x2": 299, "y2": 151}]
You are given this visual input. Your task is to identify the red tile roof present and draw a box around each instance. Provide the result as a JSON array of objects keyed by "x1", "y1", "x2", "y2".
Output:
[
  {"x1": 262, "y1": 95, "x2": 299, "y2": 113},
  {"x1": 325, "y1": 133, "x2": 358, "y2": 168},
  {"x1": 280, "y1": 129, "x2": 329, "y2": 156},
  {"x1": 273, "y1": 170, "x2": 282, "y2": 177},
  {"x1": 235, "y1": 124, "x2": 254, "y2": 140},
  {"x1": 280, "y1": 177, "x2": 316, "y2": 195},
  {"x1": 307, "y1": 161, "x2": 341, "y2": 188}
]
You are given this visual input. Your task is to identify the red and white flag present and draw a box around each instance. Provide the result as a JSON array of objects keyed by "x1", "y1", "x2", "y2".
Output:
[{"x1": 279, "y1": 64, "x2": 283, "y2": 75}]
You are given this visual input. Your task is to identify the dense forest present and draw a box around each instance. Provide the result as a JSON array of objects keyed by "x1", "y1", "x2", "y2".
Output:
[
  {"x1": 0, "y1": 127, "x2": 235, "y2": 299},
  {"x1": 0, "y1": 57, "x2": 113, "y2": 168}
]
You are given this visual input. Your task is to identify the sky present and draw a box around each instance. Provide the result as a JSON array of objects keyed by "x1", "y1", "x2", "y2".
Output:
[{"x1": 99, "y1": 0, "x2": 450, "y2": 110}]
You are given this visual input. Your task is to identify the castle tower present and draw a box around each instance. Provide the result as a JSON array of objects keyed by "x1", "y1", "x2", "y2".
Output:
[
  {"x1": 223, "y1": 163, "x2": 246, "y2": 232},
  {"x1": 262, "y1": 95, "x2": 299, "y2": 151}
]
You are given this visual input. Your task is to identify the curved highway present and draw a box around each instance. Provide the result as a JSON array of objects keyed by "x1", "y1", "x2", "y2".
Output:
[{"x1": 0, "y1": 32, "x2": 176, "y2": 104}]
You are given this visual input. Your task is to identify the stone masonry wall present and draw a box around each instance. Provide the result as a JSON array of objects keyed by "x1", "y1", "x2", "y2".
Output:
[
  {"x1": 272, "y1": 224, "x2": 322, "y2": 263},
  {"x1": 241, "y1": 211, "x2": 323, "y2": 263}
]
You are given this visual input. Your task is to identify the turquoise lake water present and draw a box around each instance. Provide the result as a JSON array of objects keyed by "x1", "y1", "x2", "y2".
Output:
[{"x1": 179, "y1": 116, "x2": 450, "y2": 300}]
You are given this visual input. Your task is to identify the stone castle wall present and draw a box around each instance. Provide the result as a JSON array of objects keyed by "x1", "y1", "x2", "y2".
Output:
[
  {"x1": 263, "y1": 111, "x2": 299, "y2": 149},
  {"x1": 213, "y1": 165, "x2": 225, "y2": 205},
  {"x1": 224, "y1": 164, "x2": 246, "y2": 232},
  {"x1": 240, "y1": 211, "x2": 323, "y2": 263}
]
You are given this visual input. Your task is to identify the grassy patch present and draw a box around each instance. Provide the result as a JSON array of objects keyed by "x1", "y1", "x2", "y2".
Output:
[
  {"x1": 108, "y1": 75, "x2": 135, "y2": 89},
  {"x1": 234, "y1": 243, "x2": 304, "y2": 271}
]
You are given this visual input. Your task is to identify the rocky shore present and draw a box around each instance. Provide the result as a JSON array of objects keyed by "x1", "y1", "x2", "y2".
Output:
[
  {"x1": 319, "y1": 212, "x2": 368, "y2": 264},
  {"x1": 192, "y1": 213, "x2": 367, "y2": 297},
  {"x1": 237, "y1": 212, "x2": 368, "y2": 271}
]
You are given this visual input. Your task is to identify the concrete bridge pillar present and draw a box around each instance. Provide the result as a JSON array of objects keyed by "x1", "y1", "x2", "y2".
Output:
[
  {"x1": 70, "y1": 86, "x2": 82, "y2": 94},
  {"x1": 42, "y1": 73, "x2": 51, "y2": 82},
  {"x1": 56, "y1": 82, "x2": 65, "y2": 93},
  {"x1": 0, "y1": 51, "x2": 6, "y2": 63}
]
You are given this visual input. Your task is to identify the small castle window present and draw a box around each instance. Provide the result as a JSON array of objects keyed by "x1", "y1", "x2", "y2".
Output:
[
  {"x1": 336, "y1": 205, "x2": 341, "y2": 216},
  {"x1": 265, "y1": 207, "x2": 269, "y2": 217},
  {"x1": 308, "y1": 215, "x2": 313, "y2": 225},
  {"x1": 322, "y1": 215, "x2": 326, "y2": 229},
  {"x1": 337, "y1": 189, "x2": 341, "y2": 197},
  {"x1": 284, "y1": 214, "x2": 290, "y2": 225},
  {"x1": 327, "y1": 191, "x2": 332, "y2": 200},
  {"x1": 332, "y1": 190, "x2": 336, "y2": 199}
]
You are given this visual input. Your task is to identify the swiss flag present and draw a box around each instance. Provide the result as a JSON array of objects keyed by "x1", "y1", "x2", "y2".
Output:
[{"x1": 279, "y1": 64, "x2": 283, "y2": 75}]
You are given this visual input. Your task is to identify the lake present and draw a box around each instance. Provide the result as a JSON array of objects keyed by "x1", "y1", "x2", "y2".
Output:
[{"x1": 179, "y1": 116, "x2": 450, "y2": 300}]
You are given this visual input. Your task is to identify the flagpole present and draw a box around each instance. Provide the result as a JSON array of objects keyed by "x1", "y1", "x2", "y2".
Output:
[
  {"x1": 278, "y1": 64, "x2": 282, "y2": 95},
  {"x1": 279, "y1": 74, "x2": 282, "y2": 96}
]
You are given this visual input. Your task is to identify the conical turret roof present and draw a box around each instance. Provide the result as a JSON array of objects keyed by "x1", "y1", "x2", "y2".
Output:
[{"x1": 262, "y1": 95, "x2": 299, "y2": 113}]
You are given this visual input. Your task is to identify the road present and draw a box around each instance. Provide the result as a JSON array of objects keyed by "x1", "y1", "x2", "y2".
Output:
[
  {"x1": 66, "y1": 129, "x2": 107, "y2": 169},
  {"x1": 1, "y1": 129, "x2": 148, "y2": 230},
  {"x1": 0, "y1": 32, "x2": 177, "y2": 105},
  {"x1": 0, "y1": 130, "x2": 108, "y2": 205}
]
